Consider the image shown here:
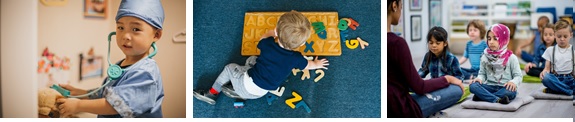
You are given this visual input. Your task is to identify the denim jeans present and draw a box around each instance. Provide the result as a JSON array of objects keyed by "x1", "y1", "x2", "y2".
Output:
[
  {"x1": 410, "y1": 85, "x2": 462, "y2": 117},
  {"x1": 521, "y1": 50, "x2": 534, "y2": 63},
  {"x1": 461, "y1": 68, "x2": 479, "y2": 80},
  {"x1": 469, "y1": 82, "x2": 517, "y2": 103},
  {"x1": 541, "y1": 73, "x2": 575, "y2": 95}
]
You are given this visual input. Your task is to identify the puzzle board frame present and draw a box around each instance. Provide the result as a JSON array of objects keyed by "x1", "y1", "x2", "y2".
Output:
[{"x1": 242, "y1": 12, "x2": 342, "y2": 56}]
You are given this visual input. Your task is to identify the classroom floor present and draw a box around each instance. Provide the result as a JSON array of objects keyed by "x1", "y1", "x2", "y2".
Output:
[
  {"x1": 412, "y1": 54, "x2": 575, "y2": 118},
  {"x1": 193, "y1": 0, "x2": 381, "y2": 118}
]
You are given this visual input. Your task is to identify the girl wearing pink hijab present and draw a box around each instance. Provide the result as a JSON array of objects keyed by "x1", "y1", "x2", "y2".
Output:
[{"x1": 469, "y1": 24, "x2": 523, "y2": 104}]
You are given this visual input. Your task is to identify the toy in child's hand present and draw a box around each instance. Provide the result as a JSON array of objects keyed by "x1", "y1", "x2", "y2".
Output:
[
  {"x1": 38, "y1": 88, "x2": 78, "y2": 118},
  {"x1": 38, "y1": 88, "x2": 62, "y2": 118},
  {"x1": 50, "y1": 84, "x2": 70, "y2": 97}
]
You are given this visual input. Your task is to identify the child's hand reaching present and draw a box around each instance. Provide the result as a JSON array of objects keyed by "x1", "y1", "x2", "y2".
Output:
[
  {"x1": 305, "y1": 56, "x2": 329, "y2": 70},
  {"x1": 260, "y1": 29, "x2": 277, "y2": 40},
  {"x1": 59, "y1": 84, "x2": 88, "y2": 97},
  {"x1": 57, "y1": 98, "x2": 80, "y2": 117},
  {"x1": 504, "y1": 82, "x2": 517, "y2": 92}
]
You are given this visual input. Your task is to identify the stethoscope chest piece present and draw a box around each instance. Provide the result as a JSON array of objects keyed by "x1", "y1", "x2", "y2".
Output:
[{"x1": 108, "y1": 64, "x2": 123, "y2": 80}]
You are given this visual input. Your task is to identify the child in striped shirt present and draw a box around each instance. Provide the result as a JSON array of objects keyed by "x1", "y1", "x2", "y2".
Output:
[{"x1": 459, "y1": 20, "x2": 488, "y2": 80}]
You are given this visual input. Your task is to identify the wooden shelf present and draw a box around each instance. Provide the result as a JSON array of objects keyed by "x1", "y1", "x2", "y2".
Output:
[{"x1": 449, "y1": 0, "x2": 533, "y2": 41}]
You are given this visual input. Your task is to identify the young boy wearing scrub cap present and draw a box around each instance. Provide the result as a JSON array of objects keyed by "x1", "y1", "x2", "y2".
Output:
[{"x1": 56, "y1": 0, "x2": 165, "y2": 118}]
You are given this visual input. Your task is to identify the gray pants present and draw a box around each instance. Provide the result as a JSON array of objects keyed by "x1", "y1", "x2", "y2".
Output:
[{"x1": 211, "y1": 56, "x2": 263, "y2": 99}]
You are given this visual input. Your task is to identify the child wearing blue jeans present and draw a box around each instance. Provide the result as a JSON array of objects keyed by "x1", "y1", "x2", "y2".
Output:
[
  {"x1": 459, "y1": 20, "x2": 487, "y2": 80},
  {"x1": 470, "y1": 24, "x2": 522, "y2": 104},
  {"x1": 193, "y1": 10, "x2": 329, "y2": 105},
  {"x1": 516, "y1": 16, "x2": 550, "y2": 62},
  {"x1": 418, "y1": 26, "x2": 464, "y2": 80},
  {"x1": 524, "y1": 23, "x2": 556, "y2": 77},
  {"x1": 539, "y1": 20, "x2": 575, "y2": 99}
]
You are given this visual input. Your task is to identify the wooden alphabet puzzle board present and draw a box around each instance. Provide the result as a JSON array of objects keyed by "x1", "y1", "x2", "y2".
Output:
[{"x1": 242, "y1": 12, "x2": 342, "y2": 56}]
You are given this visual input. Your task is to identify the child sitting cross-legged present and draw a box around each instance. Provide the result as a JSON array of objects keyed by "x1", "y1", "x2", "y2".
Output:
[{"x1": 469, "y1": 24, "x2": 523, "y2": 104}]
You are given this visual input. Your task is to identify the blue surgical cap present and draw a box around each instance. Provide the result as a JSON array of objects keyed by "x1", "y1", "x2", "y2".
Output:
[{"x1": 116, "y1": 0, "x2": 165, "y2": 30}]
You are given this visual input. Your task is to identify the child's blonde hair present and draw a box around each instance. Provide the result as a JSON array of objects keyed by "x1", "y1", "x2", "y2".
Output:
[
  {"x1": 276, "y1": 10, "x2": 311, "y2": 50},
  {"x1": 555, "y1": 20, "x2": 573, "y2": 32},
  {"x1": 467, "y1": 19, "x2": 486, "y2": 40}
]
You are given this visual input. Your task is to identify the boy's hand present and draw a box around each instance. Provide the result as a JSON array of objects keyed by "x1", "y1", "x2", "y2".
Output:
[
  {"x1": 260, "y1": 29, "x2": 277, "y2": 40},
  {"x1": 57, "y1": 98, "x2": 80, "y2": 117},
  {"x1": 307, "y1": 56, "x2": 329, "y2": 70},
  {"x1": 540, "y1": 70, "x2": 549, "y2": 80},
  {"x1": 504, "y1": 82, "x2": 517, "y2": 92},
  {"x1": 59, "y1": 84, "x2": 87, "y2": 96},
  {"x1": 524, "y1": 63, "x2": 535, "y2": 72}
]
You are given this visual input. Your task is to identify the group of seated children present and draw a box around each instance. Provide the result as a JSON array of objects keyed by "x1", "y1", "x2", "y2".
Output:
[{"x1": 417, "y1": 18, "x2": 574, "y2": 105}]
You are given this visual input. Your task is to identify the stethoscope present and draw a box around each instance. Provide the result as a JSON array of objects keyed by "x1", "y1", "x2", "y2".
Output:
[{"x1": 51, "y1": 32, "x2": 157, "y2": 98}]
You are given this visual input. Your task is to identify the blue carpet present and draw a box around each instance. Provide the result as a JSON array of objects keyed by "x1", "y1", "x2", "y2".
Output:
[{"x1": 193, "y1": 0, "x2": 381, "y2": 118}]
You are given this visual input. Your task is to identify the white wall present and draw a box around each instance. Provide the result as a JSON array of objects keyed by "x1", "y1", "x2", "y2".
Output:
[
  {"x1": 402, "y1": 0, "x2": 450, "y2": 59},
  {"x1": 38, "y1": 0, "x2": 112, "y2": 91},
  {"x1": 405, "y1": 0, "x2": 574, "y2": 59},
  {"x1": 531, "y1": 0, "x2": 574, "y2": 22},
  {"x1": 1, "y1": 0, "x2": 38, "y2": 118}
]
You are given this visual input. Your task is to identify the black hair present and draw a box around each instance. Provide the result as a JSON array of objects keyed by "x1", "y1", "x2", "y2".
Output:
[
  {"x1": 422, "y1": 26, "x2": 450, "y2": 72},
  {"x1": 387, "y1": 0, "x2": 400, "y2": 14}
]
